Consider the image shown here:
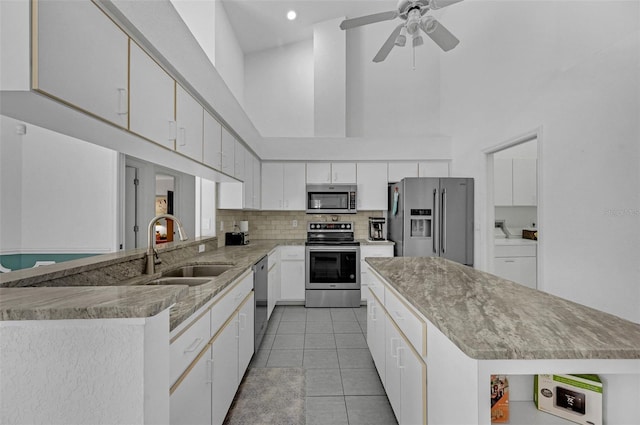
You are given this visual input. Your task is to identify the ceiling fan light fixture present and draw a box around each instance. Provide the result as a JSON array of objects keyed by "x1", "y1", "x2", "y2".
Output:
[
  {"x1": 395, "y1": 27, "x2": 408, "y2": 47},
  {"x1": 286, "y1": 10, "x2": 297, "y2": 21},
  {"x1": 412, "y1": 33, "x2": 424, "y2": 47},
  {"x1": 421, "y1": 16, "x2": 438, "y2": 33}
]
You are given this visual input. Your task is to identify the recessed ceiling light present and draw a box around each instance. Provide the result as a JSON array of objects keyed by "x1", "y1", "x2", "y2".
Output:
[{"x1": 287, "y1": 10, "x2": 297, "y2": 21}]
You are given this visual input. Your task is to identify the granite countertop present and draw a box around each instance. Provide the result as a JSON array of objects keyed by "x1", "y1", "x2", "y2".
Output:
[
  {"x1": 365, "y1": 256, "x2": 640, "y2": 360},
  {"x1": 0, "y1": 239, "x2": 305, "y2": 329}
]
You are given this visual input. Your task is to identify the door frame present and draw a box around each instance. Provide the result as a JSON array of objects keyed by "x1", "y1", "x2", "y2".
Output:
[{"x1": 483, "y1": 127, "x2": 544, "y2": 290}]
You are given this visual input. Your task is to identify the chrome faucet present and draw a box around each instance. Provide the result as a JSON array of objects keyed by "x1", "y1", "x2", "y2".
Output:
[{"x1": 146, "y1": 214, "x2": 188, "y2": 274}]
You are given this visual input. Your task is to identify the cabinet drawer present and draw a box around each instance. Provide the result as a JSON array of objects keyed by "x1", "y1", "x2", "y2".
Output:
[
  {"x1": 494, "y1": 244, "x2": 536, "y2": 257},
  {"x1": 384, "y1": 287, "x2": 426, "y2": 358},
  {"x1": 279, "y1": 246, "x2": 304, "y2": 260},
  {"x1": 211, "y1": 270, "x2": 253, "y2": 336},
  {"x1": 367, "y1": 267, "x2": 386, "y2": 306},
  {"x1": 170, "y1": 309, "x2": 210, "y2": 386}
]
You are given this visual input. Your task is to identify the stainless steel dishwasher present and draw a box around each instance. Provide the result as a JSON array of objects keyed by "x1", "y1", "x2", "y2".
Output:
[{"x1": 252, "y1": 255, "x2": 268, "y2": 352}]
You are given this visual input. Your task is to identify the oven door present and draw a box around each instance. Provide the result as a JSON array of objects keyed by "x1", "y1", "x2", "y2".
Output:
[{"x1": 306, "y1": 245, "x2": 360, "y2": 290}]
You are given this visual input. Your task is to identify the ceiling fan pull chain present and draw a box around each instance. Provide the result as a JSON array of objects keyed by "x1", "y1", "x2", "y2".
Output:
[{"x1": 412, "y1": 45, "x2": 416, "y2": 70}]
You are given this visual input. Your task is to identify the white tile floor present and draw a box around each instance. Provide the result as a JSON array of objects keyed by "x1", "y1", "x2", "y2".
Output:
[{"x1": 249, "y1": 305, "x2": 398, "y2": 425}]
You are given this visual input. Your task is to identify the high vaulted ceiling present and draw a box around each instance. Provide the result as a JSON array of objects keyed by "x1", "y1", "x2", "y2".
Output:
[{"x1": 221, "y1": 0, "x2": 398, "y2": 53}]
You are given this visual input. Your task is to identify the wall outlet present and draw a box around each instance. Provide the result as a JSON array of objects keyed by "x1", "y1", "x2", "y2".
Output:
[
  {"x1": 292, "y1": 219, "x2": 298, "y2": 228},
  {"x1": 198, "y1": 244, "x2": 205, "y2": 253}
]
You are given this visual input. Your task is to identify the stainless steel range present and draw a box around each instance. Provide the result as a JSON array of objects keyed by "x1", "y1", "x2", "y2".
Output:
[{"x1": 305, "y1": 221, "x2": 361, "y2": 308}]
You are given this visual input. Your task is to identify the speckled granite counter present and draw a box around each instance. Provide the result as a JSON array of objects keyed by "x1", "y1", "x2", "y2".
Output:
[
  {"x1": 0, "y1": 239, "x2": 305, "y2": 330},
  {"x1": 365, "y1": 256, "x2": 640, "y2": 360}
]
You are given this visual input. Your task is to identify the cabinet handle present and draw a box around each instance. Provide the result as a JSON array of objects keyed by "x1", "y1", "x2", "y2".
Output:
[
  {"x1": 178, "y1": 127, "x2": 186, "y2": 146},
  {"x1": 390, "y1": 338, "x2": 400, "y2": 358},
  {"x1": 370, "y1": 304, "x2": 376, "y2": 321},
  {"x1": 504, "y1": 260, "x2": 516, "y2": 263},
  {"x1": 168, "y1": 120, "x2": 177, "y2": 141},
  {"x1": 117, "y1": 88, "x2": 128, "y2": 115},
  {"x1": 397, "y1": 346, "x2": 405, "y2": 369},
  {"x1": 239, "y1": 313, "x2": 246, "y2": 331},
  {"x1": 183, "y1": 337, "x2": 204, "y2": 354},
  {"x1": 393, "y1": 310, "x2": 404, "y2": 321},
  {"x1": 333, "y1": 171, "x2": 338, "y2": 181},
  {"x1": 206, "y1": 359, "x2": 214, "y2": 383}
]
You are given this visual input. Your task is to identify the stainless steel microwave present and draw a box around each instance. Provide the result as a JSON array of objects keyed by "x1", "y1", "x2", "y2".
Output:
[{"x1": 306, "y1": 184, "x2": 357, "y2": 214}]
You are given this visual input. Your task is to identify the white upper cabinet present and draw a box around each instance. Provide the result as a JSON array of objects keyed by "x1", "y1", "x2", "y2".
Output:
[
  {"x1": 129, "y1": 42, "x2": 176, "y2": 149},
  {"x1": 262, "y1": 163, "x2": 305, "y2": 210},
  {"x1": 220, "y1": 127, "x2": 235, "y2": 176},
  {"x1": 234, "y1": 142, "x2": 245, "y2": 181},
  {"x1": 388, "y1": 162, "x2": 418, "y2": 183},
  {"x1": 175, "y1": 85, "x2": 203, "y2": 161},
  {"x1": 494, "y1": 158, "x2": 537, "y2": 206},
  {"x1": 494, "y1": 158, "x2": 513, "y2": 206},
  {"x1": 243, "y1": 151, "x2": 254, "y2": 209},
  {"x1": 253, "y1": 157, "x2": 261, "y2": 210},
  {"x1": 203, "y1": 111, "x2": 222, "y2": 170},
  {"x1": 418, "y1": 161, "x2": 450, "y2": 177},
  {"x1": 512, "y1": 158, "x2": 537, "y2": 206},
  {"x1": 357, "y1": 163, "x2": 388, "y2": 210},
  {"x1": 306, "y1": 162, "x2": 356, "y2": 184},
  {"x1": 35, "y1": 0, "x2": 128, "y2": 128}
]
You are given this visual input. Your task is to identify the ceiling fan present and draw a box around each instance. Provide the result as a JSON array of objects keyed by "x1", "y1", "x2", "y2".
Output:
[{"x1": 340, "y1": 0, "x2": 464, "y2": 62}]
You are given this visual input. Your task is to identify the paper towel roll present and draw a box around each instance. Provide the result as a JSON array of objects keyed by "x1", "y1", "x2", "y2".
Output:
[{"x1": 239, "y1": 221, "x2": 249, "y2": 232}]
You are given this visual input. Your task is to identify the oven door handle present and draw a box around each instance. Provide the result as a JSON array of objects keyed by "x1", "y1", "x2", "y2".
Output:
[{"x1": 306, "y1": 246, "x2": 360, "y2": 253}]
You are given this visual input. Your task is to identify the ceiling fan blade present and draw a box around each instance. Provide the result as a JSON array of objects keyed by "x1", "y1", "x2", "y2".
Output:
[
  {"x1": 373, "y1": 24, "x2": 405, "y2": 63},
  {"x1": 340, "y1": 10, "x2": 399, "y2": 30},
  {"x1": 429, "y1": 0, "x2": 464, "y2": 10},
  {"x1": 420, "y1": 18, "x2": 460, "y2": 52}
]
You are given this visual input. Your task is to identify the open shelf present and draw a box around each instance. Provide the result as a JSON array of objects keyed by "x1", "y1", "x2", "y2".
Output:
[{"x1": 509, "y1": 401, "x2": 576, "y2": 425}]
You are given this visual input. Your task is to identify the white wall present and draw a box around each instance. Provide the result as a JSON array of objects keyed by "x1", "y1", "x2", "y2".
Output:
[
  {"x1": 0, "y1": 0, "x2": 29, "y2": 90},
  {"x1": 244, "y1": 39, "x2": 315, "y2": 137},
  {"x1": 170, "y1": 0, "x2": 216, "y2": 66},
  {"x1": 0, "y1": 115, "x2": 119, "y2": 254},
  {"x1": 215, "y1": 0, "x2": 244, "y2": 105},
  {"x1": 441, "y1": 1, "x2": 640, "y2": 322}
]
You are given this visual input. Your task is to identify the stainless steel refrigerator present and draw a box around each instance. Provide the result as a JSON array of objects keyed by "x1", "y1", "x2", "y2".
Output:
[{"x1": 388, "y1": 178, "x2": 474, "y2": 266}]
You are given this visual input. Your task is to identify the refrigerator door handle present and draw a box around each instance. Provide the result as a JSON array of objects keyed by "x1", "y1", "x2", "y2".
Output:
[
  {"x1": 441, "y1": 188, "x2": 447, "y2": 254},
  {"x1": 433, "y1": 189, "x2": 438, "y2": 254}
]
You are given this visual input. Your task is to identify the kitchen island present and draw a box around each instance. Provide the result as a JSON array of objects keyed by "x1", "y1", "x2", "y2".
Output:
[{"x1": 365, "y1": 256, "x2": 640, "y2": 424}]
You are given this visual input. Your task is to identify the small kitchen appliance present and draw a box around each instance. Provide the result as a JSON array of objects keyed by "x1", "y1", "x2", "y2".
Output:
[
  {"x1": 368, "y1": 217, "x2": 386, "y2": 241},
  {"x1": 225, "y1": 231, "x2": 249, "y2": 246},
  {"x1": 306, "y1": 184, "x2": 357, "y2": 214},
  {"x1": 305, "y1": 221, "x2": 360, "y2": 307}
]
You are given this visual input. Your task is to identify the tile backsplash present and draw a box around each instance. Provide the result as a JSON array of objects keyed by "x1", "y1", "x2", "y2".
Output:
[{"x1": 216, "y1": 210, "x2": 385, "y2": 246}]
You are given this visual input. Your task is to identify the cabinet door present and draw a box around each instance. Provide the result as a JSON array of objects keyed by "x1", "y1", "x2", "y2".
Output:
[
  {"x1": 262, "y1": 163, "x2": 284, "y2": 210},
  {"x1": 203, "y1": 111, "x2": 222, "y2": 170},
  {"x1": 493, "y1": 158, "x2": 513, "y2": 206},
  {"x1": 388, "y1": 162, "x2": 418, "y2": 183},
  {"x1": 418, "y1": 161, "x2": 450, "y2": 177},
  {"x1": 176, "y1": 85, "x2": 203, "y2": 161},
  {"x1": 36, "y1": 0, "x2": 128, "y2": 128},
  {"x1": 367, "y1": 293, "x2": 386, "y2": 386},
  {"x1": 234, "y1": 143, "x2": 245, "y2": 181},
  {"x1": 357, "y1": 163, "x2": 388, "y2": 210},
  {"x1": 221, "y1": 128, "x2": 235, "y2": 176},
  {"x1": 332, "y1": 162, "x2": 357, "y2": 183},
  {"x1": 169, "y1": 345, "x2": 213, "y2": 425},
  {"x1": 399, "y1": 340, "x2": 427, "y2": 425},
  {"x1": 238, "y1": 293, "x2": 255, "y2": 381},
  {"x1": 130, "y1": 42, "x2": 175, "y2": 149},
  {"x1": 385, "y1": 315, "x2": 403, "y2": 419},
  {"x1": 268, "y1": 261, "x2": 281, "y2": 318},
  {"x1": 306, "y1": 162, "x2": 331, "y2": 184},
  {"x1": 211, "y1": 317, "x2": 239, "y2": 425},
  {"x1": 283, "y1": 163, "x2": 306, "y2": 210},
  {"x1": 494, "y1": 257, "x2": 537, "y2": 289},
  {"x1": 512, "y1": 158, "x2": 537, "y2": 206},
  {"x1": 280, "y1": 260, "x2": 305, "y2": 300},
  {"x1": 253, "y1": 157, "x2": 261, "y2": 210},
  {"x1": 243, "y1": 152, "x2": 254, "y2": 209}
]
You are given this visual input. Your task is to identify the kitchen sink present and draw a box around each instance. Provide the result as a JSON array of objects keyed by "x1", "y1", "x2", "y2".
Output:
[
  {"x1": 145, "y1": 277, "x2": 213, "y2": 286},
  {"x1": 162, "y1": 264, "x2": 235, "y2": 278}
]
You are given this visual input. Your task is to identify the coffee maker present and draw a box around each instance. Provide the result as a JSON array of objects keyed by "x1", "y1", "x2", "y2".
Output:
[{"x1": 368, "y1": 217, "x2": 386, "y2": 241}]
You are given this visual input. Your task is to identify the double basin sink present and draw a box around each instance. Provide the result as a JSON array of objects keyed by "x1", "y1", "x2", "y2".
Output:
[{"x1": 145, "y1": 264, "x2": 235, "y2": 287}]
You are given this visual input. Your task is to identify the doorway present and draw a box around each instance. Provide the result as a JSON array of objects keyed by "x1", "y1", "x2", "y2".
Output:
[
  {"x1": 155, "y1": 173, "x2": 176, "y2": 244},
  {"x1": 485, "y1": 130, "x2": 541, "y2": 290}
]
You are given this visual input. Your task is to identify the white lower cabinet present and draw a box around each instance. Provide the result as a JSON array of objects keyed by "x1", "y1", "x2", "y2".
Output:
[
  {"x1": 169, "y1": 270, "x2": 255, "y2": 425},
  {"x1": 361, "y1": 245, "x2": 394, "y2": 302},
  {"x1": 367, "y1": 269, "x2": 427, "y2": 425},
  {"x1": 267, "y1": 249, "x2": 281, "y2": 318},
  {"x1": 279, "y1": 246, "x2": 305, "y2": 301},
  {"x1": 494, "y1": 242, "x2": 537, "y2": 289}
]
